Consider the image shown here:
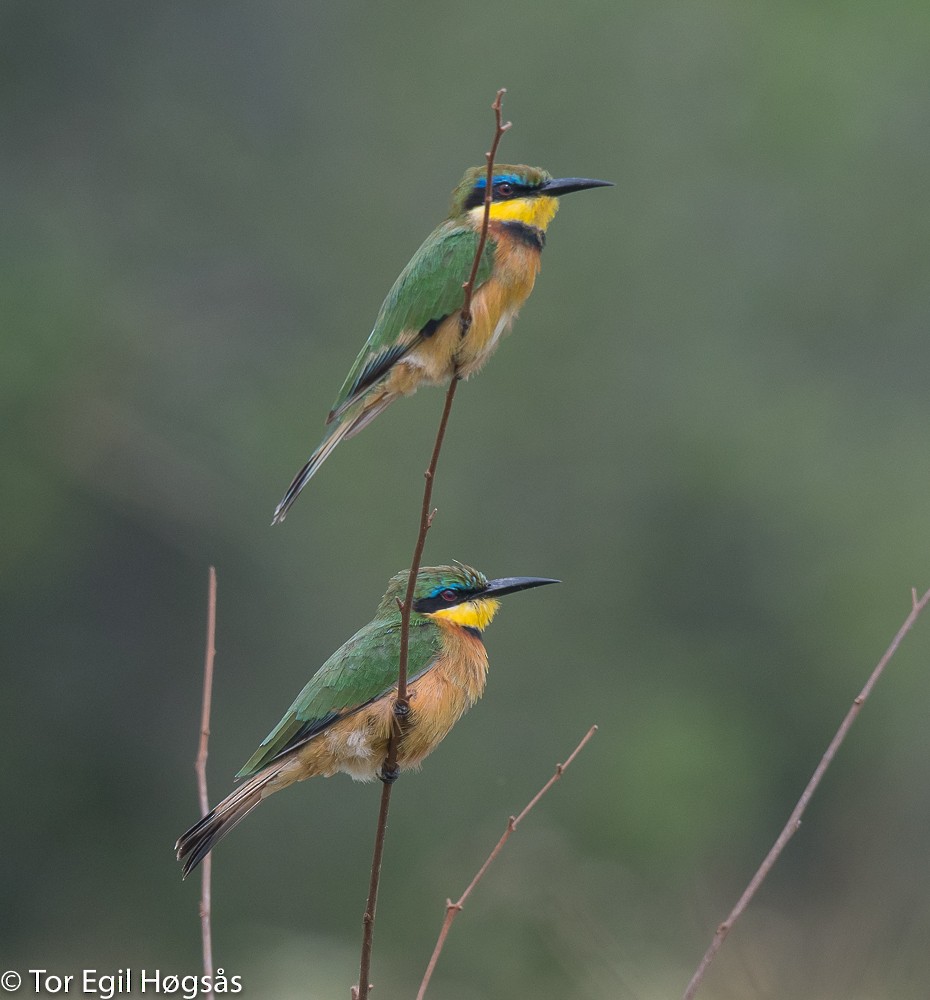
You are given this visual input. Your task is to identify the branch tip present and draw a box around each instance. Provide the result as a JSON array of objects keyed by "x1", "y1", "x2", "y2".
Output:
[{"x1": 460, "y1": 90, "x2": 509, "y2": 334}]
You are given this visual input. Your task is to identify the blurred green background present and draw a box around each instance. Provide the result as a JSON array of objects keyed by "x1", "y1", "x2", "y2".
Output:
[{"x1": 3, "y1": 2, "x2": 930, "y2": 997}]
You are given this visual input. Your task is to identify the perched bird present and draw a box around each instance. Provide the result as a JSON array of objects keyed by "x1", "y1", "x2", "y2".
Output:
[
  {"x1": 176, "y1": 563, "x2": 557, "y2": 876},
  {"x1": 272, "y1": 164, "x2": 611, "y2": 522}
]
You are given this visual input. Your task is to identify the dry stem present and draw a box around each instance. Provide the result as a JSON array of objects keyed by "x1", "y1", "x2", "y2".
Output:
[
  {"x1": 416, "y1": 725, "x2": 599, "y2": 1000},
  {"x1": 682, "y1": 586, "x2": 930, "y2": 1000},
  {"x1": 196, "y1": 566, "x2": 217, "y2": 1000}
]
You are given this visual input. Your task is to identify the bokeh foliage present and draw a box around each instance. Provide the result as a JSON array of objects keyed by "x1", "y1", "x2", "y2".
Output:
[{"x1": 3, "y1": 2, "x2": 930, "y2": 997}]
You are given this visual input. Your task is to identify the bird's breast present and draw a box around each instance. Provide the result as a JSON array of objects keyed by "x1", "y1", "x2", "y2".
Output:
[
  {"x1": 450, "y1": 221, "x2": 543, "y2": 377},
  {"x1": 398, "y1": 625, "x2": 489, "y2": 768}
]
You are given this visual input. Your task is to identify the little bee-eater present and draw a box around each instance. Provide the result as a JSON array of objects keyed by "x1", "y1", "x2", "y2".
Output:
[
  {"x1": 176, "y1": 563, "x2": 557, "y2": 876},
  {"x1": 272, "y1": 164, "x2": 611, "y2": 522}
]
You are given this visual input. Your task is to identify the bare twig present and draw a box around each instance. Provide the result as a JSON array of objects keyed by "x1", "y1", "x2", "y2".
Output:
[
  {"x1": 416, "y1": 725, "x2": 599, "y2": 1000},
  {"x1": 354, "y1": 90, "x2": 511, "y2": 1000},
  {"x1": 460, "y1": 88, "x2": 511, "y2": 334},
  {"x1": 196, "y1": 567, "x2": 217, "y2": 1000},
  {"x1": 682, "y1": 587, "x2": 930, "y2": 1000}
]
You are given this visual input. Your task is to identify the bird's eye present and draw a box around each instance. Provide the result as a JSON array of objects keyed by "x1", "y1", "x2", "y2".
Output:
[
  {"x1": 495, "y1": 181, "x2": 514, "y2": 197},
  {"x1": 440, "y1": 589, "x2": 458, "y2": 602}
]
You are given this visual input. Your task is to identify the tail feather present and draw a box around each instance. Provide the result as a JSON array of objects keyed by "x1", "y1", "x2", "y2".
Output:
[
  {"x1": 271, "y1": 392, "x2": 396, "y2": 523},
  {"x1": 175, "y1": 768, "x2": 280, "y2": 879}
]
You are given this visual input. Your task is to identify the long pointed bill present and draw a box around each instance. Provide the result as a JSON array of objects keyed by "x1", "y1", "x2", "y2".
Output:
[
  {"x1": 539, "y1": 177, "x2": 613, "y2": 197},
  {"x1": 480, "y1": 576, "x2": 561, "y2": 599}
]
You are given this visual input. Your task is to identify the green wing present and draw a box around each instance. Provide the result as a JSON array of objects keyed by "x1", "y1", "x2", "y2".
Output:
[
  {"x1": 328, "y1": 221, "x2": 495, "y2": 420},
  {"x1": 236, "y1": 618, "x2": 441, "y2": 778}
]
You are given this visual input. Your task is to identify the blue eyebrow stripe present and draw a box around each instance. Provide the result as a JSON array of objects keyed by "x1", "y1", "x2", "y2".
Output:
[{"x1": 473, "y1": 173, "x2": 524, "y2": 189}]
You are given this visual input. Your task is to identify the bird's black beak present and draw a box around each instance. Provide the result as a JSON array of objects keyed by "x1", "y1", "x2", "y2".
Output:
[
  {"x1": 480, "y1": 576, "x2": 560, "y2": 599},
  {"x1": 539, "y1": 177, "x2": 613, "y2": 197}
]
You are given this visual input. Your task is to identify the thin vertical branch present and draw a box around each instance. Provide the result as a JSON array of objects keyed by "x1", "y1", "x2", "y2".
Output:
[
  {"x1": 353, "y1": 774, "x2": 395, "y2": 1000},
  {"x1": 416, "y1": 726, "x2": 599, "y2": 1000},
  {"x1": 682, "y1": 586, "x2": 930, "y2": 1000},
  {"x1": 196, "y1": 566, "x2": 217, "y2": 1000},
  {"x1": 393, "y1": 375, "x2": 460, "y2": 710},
  {"x1": 355, "y1": 375, "x2": 457, "y2": 1000},
  {"x1": 353, "y1": 89, "x2": 511, "y2": 1000}
]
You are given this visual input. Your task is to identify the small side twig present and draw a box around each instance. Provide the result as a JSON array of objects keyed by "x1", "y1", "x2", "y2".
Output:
[
  {"x1": 682, "y1": 586, "x2": 930, "y2": 1000},
  {"x1": 195, "y1": 566, "x2": 217, "y2": 1000},
  {"x1": 354, "y1": 89, "x2": 511, "y2": 1000},
  {"x1": 416, "y1": 725, "x2": 599, "y2": 1000}
]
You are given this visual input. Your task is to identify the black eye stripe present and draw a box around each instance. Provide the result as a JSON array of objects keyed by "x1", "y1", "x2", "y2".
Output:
[
  {"x1": 413, "y1": 587, "x2": 482, "y2": 614},
  {"x1": 463, "y1": 181, "x2": 534, "y2": 211}
]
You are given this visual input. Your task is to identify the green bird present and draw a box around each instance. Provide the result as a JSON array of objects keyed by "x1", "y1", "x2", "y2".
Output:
[
  {"x1": 272, "y1": 164, "x2": 611, "y2": 522},
  {"x1": 176, "y1": 563, "x2": 557, "y2": 877}
]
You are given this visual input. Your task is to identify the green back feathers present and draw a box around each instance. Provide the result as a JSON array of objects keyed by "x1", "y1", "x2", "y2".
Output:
[
  {"x1": 328, "y1": 220, "x2": 495, "y2": 419},
  {"x1": 236, "y1": 615, "x2": 442, "y2": 778}
]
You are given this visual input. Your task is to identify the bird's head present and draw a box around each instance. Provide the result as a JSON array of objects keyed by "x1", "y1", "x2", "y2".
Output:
[
  {"x1": 379, "y1": 562, "x2": 559, "y2": 633},
  {"x1": 449, "y1": 164, "x2": 612, "y2": 231}
]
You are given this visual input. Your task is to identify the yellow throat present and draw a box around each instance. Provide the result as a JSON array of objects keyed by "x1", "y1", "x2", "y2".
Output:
[
  {"x1": 473, "y1": 196, "x2": 560, "y2": 231},
  {"x1": 427, "y1": 597, "x2": 501, "y2": 632}
]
